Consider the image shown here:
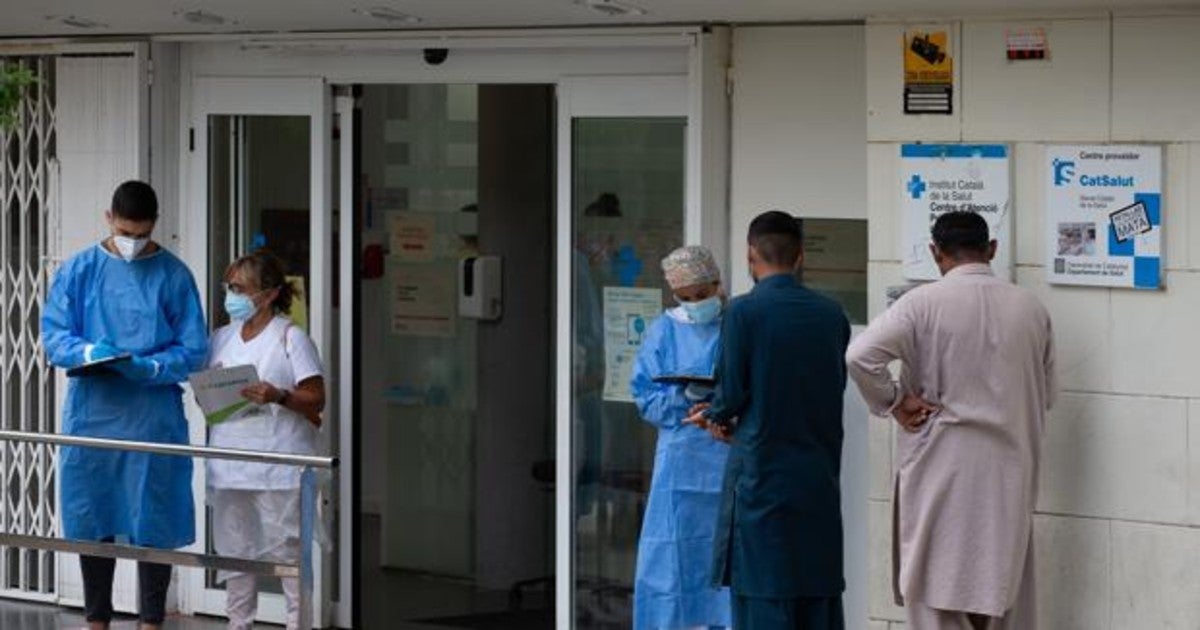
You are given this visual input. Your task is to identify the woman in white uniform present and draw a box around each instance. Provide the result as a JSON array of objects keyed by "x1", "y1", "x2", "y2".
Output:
[{"x1": 206, "y1": 250, "x2": 326, "y2": 630}]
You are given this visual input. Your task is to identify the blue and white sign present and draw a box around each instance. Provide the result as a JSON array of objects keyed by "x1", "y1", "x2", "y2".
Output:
[
  {"x1": 1045, "y1": 145, "x2": 1162, "y2": 289},
  {"x1": 900, "y1": 144, "x2": 1012, "y2": 281}
]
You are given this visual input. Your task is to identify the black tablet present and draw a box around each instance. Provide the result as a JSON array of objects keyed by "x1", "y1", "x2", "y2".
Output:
[
  {"x1": 651, "y1": 374, "x2": 716, "y2": 386},
  {"x1": 66, "y1": 354, "x2": 132, "y2": 377}
]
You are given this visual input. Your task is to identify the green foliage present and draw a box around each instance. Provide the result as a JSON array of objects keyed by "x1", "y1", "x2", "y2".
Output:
[{"x1": 0, "y1": 64, "x2": 37, "y2": 130}]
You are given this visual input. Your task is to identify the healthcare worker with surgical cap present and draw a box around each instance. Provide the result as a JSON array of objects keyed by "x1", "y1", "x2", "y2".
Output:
[
  {"x1": 630, "y1": 245, "x2": 731, "y2": 630},
  {"x1": 42, "y1": 180, "x2": 208, "y2": 630}
]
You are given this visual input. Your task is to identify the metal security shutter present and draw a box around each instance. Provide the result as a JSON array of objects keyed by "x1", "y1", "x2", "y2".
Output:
[{"x1": 0, "y1": 54, "x2": 59, "y2": 600}]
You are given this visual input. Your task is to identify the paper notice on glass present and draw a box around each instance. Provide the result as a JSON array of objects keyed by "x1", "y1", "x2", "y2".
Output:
[
  {"x1": 189, "y1": 365, "x2": 261, "y2": 425},
  {"x1": 286, "y1": 275, "x2": 308, "y2": 332},
  {"x1": 602, "y1": 286, "x2": 663, "y2": 403},
  {"x1": 389, "y1": 213, "x2": 437, "y2": 262},
  {"x1": 392, "y1": 264, "x2": 456, "y2": 337}
]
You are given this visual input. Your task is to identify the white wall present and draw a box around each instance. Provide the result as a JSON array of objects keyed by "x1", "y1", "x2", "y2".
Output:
[
  {"x1": 730, "y1": 24, "x2": 868, "y2": 296},
  {"x1": 55, "y1": 51, "x2": 147, "y2": 614},
  {"x1": 57, "y1": 55, "x2": 145, "y2": 257},
  {"x1": 865, "y1": 12, "x2": 1200, "y2": 630},
  {"x1": 729, "y1": 24, "x2": 870, "y2": 630}
]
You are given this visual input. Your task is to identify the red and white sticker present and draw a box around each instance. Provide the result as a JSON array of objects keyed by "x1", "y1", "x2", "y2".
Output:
[{"x1": 1006, "y1": 27, "x2": 1048, "y2": 61}]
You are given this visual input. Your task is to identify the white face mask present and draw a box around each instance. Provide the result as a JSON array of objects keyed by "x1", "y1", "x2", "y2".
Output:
[{"x1": 113, "y1": 235, "x2": 149, "y2": 261}]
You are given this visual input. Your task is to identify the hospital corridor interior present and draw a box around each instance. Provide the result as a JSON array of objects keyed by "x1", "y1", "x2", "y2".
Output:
[{"x1": 342, "y1": 83, "x2": 559, "y2": 628}]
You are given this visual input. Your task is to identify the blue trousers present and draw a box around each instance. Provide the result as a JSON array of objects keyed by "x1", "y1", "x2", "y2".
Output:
[{"x1": 732, "y1": 594, "x2": 844, "y2": 630}]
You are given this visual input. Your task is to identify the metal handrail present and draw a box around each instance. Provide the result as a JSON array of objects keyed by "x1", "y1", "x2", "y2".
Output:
[
  {"x1": 0, "y1": 533, "x2": 301, "y2": 578},
  {"x1": 0, "y1": 429, "x2": 336, "y2": 629},
  {"x1": 0, "y1": 429, "x2": 338, "y2": 468}
]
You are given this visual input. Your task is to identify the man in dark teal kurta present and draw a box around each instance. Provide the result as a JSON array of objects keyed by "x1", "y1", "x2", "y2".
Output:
[{"x1": 688, "y1": 211, "x2": 850, "y2": 629}]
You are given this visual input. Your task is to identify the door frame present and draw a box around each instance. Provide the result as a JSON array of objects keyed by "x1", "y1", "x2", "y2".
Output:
[
  {"x1": 182, "y1": 75, "x2": 334, "y2": 626},
  {"x1": 334, "y1": 89, "x2": 358, "y2": 628},
  {"x1": 177, "y1": 28, "x2": 729, "y2": 628},
  {"x1": 553, "y1": 74, "x2": 693, "y2": 629}
]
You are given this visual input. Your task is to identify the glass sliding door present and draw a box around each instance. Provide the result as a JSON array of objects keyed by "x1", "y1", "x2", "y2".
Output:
[
  {"x1": 365, "y1": 84, "x2": 481, "y2": 580},
  {"x1": 353, "y1": 82, "x2": 556, "y2": 629},
  {"x1": 207, "y1": 115, "x2": 313, "y2": 330},
  {"x1": 557, "y1": 77, "x2": 689, "y2": 629},
  {"x1": 186, "y1": 77, "x2": 336, "y2": 627},
  {"x1": 203, "y1": 112, "x2": 314, "y2": 614}
]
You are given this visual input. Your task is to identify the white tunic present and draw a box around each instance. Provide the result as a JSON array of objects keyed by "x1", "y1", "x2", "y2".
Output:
[
  {"x1": 206, "y1": 316, "x2": 323, "y2": 490},
  {"x1": 846, "y1": 263, "x2": 1056, "y2": 617}
]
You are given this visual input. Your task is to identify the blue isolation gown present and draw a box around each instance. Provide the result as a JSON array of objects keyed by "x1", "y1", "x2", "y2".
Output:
[
  {"x1": 630, "y1": 308, "x2": 731, "y2": 630},
  {"x1": 42, "y1": 243, "x2": 208, "y2": 549}
]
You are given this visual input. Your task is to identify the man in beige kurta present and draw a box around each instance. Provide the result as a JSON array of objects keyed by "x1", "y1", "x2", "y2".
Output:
[{"x1": 846, "y1": 211, "x2": 1055, "y2": 630}]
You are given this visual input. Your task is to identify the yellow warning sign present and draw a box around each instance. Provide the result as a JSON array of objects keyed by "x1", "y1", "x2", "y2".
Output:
[{"x1": 903, "y1": 29, "x2": 953, "y2": 114}]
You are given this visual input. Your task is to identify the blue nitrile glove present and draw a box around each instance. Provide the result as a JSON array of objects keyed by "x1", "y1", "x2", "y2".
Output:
[
  {"x1": 86, "y1": 343, "x2": 121, "y2": 363},
  {"x1": 113, "y1": 356, "x2": 159, "y2": 382}
]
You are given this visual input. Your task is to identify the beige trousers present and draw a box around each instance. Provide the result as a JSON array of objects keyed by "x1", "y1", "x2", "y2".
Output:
[
  {"x1": 226, "y1": 574, "x2": 301, "y2": 630},
  {"x1": 905, "y1": 543, "x2": 1036, "y2": 630}
]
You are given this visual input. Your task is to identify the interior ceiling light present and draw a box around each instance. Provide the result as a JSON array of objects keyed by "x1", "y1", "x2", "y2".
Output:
[
  {"x1": 578, "y1": 0, "x2": 647, "y2": 17},
  {"x1": 179, "y1": 10, "x2": 231, "y2": 26},
  {"x1": 353, "y1": 7, "x2": 422, "y2": 25},
  {"x1": 45, "y1": 15, "x2": 108, "y2": 29}
]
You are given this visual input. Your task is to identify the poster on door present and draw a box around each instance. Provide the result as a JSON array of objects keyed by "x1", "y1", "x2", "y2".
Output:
[
  {"x1": 602, "y1": 287, "x2": 663, "y2": 403},
  {"x1": 900, "y1": 144, "x2": 1012, "y2": 281},
  {"x1": 1045, "y1": 145, "x2": 1162, "y2": 289},
  {"x1": 389, "y1": 212, "x2": 437, "y2": 263},
  {"x1": 391, "y1": 263, "x2": 456, "y2": 337},
  {"x1": 285, "y1": 275, "x2": 308, "y2": 332}
]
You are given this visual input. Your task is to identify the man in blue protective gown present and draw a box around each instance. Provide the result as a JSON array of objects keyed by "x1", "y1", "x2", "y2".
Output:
[
  {"x1": 42, "y1": 180, "x2": 208, "y2": 630},
  {"x1": 630, "y1": 245, "x2": 731, "y2": 630},
  {"x1": 687, "y1": 211, "x2": 850, "y2": 630}
]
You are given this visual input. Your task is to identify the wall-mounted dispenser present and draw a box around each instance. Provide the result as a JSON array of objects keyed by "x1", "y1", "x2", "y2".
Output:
[{"x1": 459, "y1": 255, "x2": 502, "y2": 321}]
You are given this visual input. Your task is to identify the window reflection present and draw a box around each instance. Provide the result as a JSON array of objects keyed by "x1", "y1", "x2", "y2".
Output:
[
  {"x1": 571, "y1": 117, "x2": 686, "y2": 627},
  {"x1": 798, "y1": 218, "x2": 868, "y2": 325}
]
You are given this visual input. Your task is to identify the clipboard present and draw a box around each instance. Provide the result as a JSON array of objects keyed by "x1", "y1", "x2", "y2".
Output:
[
  {"x1": 66, "y1": 354, "x2": 132, "y2": 377},
  {"x1": 652, "y1": 374, "x2": 716, "y2": 386},
  {"x1": 189, "y1": 365, "x2": 261, "y2": 425}
]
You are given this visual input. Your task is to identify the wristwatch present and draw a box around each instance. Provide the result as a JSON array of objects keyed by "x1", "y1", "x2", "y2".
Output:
[{"x1": 276, "y1": 389, "x2": 290, "y2": 406}]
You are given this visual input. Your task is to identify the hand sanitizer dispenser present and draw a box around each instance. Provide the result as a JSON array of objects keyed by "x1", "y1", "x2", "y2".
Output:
[{"x1": 459, "y1": 256, "x2": 502, "y2": 321}]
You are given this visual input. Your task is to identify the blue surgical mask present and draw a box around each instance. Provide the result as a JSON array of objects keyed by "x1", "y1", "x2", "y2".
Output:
[
  {"x1": 224, "y1": 292, "x2": 257, "y2": 321},
  {"x1": 681, "y1": 296, "x2": 722, "y2": 324}
]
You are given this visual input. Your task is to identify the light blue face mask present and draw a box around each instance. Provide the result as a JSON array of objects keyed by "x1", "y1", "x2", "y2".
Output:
[
  {"x1": 681, "y1": 295, "x2": 722, "y2": 324},
  {"x1": 224, "y1": 292, "x2": 258, "y2": 321}
]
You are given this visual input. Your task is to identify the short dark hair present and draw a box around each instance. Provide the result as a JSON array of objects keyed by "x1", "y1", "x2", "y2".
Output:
[
  {"x1": 111, "y1": 180, "x2": 159, "y2": 222},
  {"x1": 748, "y1": 210, "x2": 803, "y2": 266},
  {"x1": 931, "y1": 211, "x2": 990, "y2": 257},
  {"x1": 584, "y1": 192, "x2": 621, "y2": 218}
]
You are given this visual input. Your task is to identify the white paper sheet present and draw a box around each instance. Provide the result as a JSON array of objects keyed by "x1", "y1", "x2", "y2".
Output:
[{"x1": 189, "y1": 364, "x2": 261, "y2": 425}]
